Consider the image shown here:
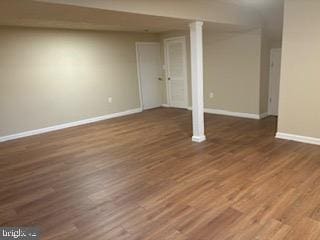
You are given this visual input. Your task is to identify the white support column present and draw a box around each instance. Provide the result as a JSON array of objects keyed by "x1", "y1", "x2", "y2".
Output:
[{"x1": 190, "y1": 21, "x2": 206, "y2": 143}]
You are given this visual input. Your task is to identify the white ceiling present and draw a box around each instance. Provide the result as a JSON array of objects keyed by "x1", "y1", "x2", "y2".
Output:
[
  {"x1": 0, "y1": 0, "x2": 254, "y2": 33},
  {"x1": 0, "y1": 0, "x2": 192, "y2": 33},
  {"x1": 0, "y1": 0, "x2": 283, "y2": 40},
  {"x1": 218, "y1": 0, "x2": 284, "y2": 41}
]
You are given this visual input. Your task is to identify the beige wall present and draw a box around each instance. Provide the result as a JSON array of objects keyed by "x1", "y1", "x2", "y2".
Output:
[
  {"x1": 269, "y1": 40, "x2": 282, "y2": 49},
  {"x1": 0, "y1": 27, "x2": 158, "y2": 136},
  {"x1": 161, "y1": 29, "x2": 265, "y2": 115},
  {"x1": 260, "y1": 29, "x2": 271, "y2": 114},
  {"x1": 204, "y1": 29, "x2": 262, "y2": 114},
  {"x1": 1, "y1": 25, "x2": 273, "y2": 137},
  {"x1": 278, "y1": 0, "x2": 320, "y2": 138}
]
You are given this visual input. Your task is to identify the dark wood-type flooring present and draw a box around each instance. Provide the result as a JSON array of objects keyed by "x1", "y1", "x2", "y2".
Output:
[{"x1": 1, "y1": 108, "x2": 320, "y2": 240}]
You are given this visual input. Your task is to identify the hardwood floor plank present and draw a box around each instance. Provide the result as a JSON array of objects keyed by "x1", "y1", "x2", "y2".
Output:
[{"x1": 1, "y1": 108, "x2": 320, "y2": 239}]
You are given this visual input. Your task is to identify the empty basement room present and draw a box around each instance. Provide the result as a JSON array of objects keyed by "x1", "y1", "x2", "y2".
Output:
[{"x1": 1, "y1": 0, "x2": 320, "y2": 239}]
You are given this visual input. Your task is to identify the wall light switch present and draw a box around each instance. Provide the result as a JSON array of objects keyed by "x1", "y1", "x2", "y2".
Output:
[
  {"x1": 108, "y1": 97, "x2": 112, "y2": 103},
  {"x1": 209, "y1": 92, "x2": 214, "y2": 98}
]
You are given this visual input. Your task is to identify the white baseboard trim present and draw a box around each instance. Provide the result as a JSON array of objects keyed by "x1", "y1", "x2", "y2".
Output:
[
  {"x1": 192, "y1": 135, "x2": 206, "y2": 143},
  {"x1": 259, "y1": 112, "x2": 269, "y2": 119},
  {"x1": 161, "y1": 104, "x2": 170, "y2": 108},
  {"x1": 187, "y1": 106, "x2": 265, "y2": 120},
  {"x1": 276, "y1": 132, "x2": 320, "y2": 146},
  {"x1": 204, "y1": 108, "x2": 261, "y2": 119},
  {"x1": 0, "y1": 108, "x2": 142, "y2": 143}
]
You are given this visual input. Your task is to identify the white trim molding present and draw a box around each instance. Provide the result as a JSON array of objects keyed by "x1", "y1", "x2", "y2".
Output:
[
  {"x1": 276, "y1": 132, "x2": 320, "y2": 146},
  {"x1": 0, "y1": 108, "x2": 142, "y2": 143},
  {"x1": 192, "y1": 135, "x2": 206, "y2": 143},
  {"x1": 259, "y1": 112, "x2": 269, "y2": 119},
  {"x1": 188, "y1": 107, "x2": 267, "y2": 120},
  {"x1": 204, "y1": 108, "x2": 260, "y2": 120},
  {"x1": 161, "y1": 104, "x2": 170, "y2": 108},
  {"x1": 190, "y1": 21, "x2": 206, "y2": 143}
]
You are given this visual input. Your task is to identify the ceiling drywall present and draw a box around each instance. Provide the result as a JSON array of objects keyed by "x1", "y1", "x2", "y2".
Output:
[
  {"x1": 0, "y1": 0, "x2": 191, "y2": 33},
  {"x1": 0, "y1": 0, "x2": 283, "y2": 40},
  {"x1": 218, "y1": 0, "x2": 284, "y2": 41},
  {"x1": 0, "y1": 0, "x2": 257, "y2": 34},
  {"x1": 34, "y1": 0, "x2": 261, "y2": 27}
]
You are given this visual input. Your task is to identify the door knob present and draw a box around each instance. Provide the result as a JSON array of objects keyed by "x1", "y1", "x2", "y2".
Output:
[{"x1": 158, "y1": 77, "x2": 163, "y2": 81}]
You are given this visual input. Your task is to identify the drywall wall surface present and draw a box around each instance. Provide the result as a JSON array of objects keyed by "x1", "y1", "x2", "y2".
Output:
[
  {"x1": 160, "y1": 29, "x2": 263, "y2": 115},
  {"x1": 0, "y1": 27, "x2": 158, "y2": 136},
  {"x1": 277, "y1": 0, "x2": 320, "y2": 138}
]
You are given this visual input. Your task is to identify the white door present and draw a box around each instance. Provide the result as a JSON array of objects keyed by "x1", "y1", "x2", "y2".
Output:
[
  {"x1": 136, "y1": 43, "x2": 163, "y2": 110},
  {"x1": 268, "y1": 48, "x2": 282, "y2": 116},
  {"x1": 164, "y1": 37, "x2": 188, "y2": 109}
]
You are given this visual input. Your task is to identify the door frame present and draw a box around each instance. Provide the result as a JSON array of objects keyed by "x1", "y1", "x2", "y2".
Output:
[
  {"x1": 135, "y1": 42, "x2": 161, "y2": 111},
  {"x1": 268, "y1": 48, "x2": 282, "y2": 116},
  {"x1": 163, "y1": 36, "x2": 188, "y2": 109}
]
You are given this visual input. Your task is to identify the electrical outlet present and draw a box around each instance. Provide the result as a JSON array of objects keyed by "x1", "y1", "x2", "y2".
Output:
[
  {"x1": 209, "y1": 92, "x2": 214, "y2": 98},
  {"x1": 108, "y1": 97, "x2": 112, "y2": 103}
]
